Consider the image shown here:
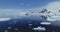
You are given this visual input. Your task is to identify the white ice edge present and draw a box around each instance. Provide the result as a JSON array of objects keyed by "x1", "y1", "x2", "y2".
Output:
[{"x1": 0, "y1": 18, "x2": 11, "y2": 21}]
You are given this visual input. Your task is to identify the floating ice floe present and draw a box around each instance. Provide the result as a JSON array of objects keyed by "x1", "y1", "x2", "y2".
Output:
[
  {"x1": 15, "y1": 28, "x2": 19, "y2": 30},
  {"x1": 7, "y1": 27, "x2": 11, "y2": 29},
  {"x1": 0, "y1": 18, "x2": 11, "y2": 21},
  {"x1": 40, "y1": 22, "x2": 51, "y2": 25},
  {"x1": 29, "y1": 24, "x2": 32, "y2": 26},
  {"x1": 33, "y1": 26, "x2": 46, "y2": 31},
  {"x1": 5, "y1": 30, "x2": 8, "y2": 32}
]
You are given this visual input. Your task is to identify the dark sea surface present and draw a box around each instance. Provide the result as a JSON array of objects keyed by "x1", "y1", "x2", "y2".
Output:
[{"x1": 0, "y1": 16, "x2": 60, "y2": 32}]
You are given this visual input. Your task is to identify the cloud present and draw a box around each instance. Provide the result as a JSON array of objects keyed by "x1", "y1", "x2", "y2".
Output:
[
  {"x1": 29, "y1": 1, "x2": 60, "y2": 13},
  {"x1": 28, "y1": 1, "x2": 60, "y2": 11},
  {"x1": 44, "y1": 1, "x2": 60, "y2": 11}
]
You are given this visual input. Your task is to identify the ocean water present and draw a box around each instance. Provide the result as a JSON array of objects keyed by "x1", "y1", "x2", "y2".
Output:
[{"x1": 0, "y1": 17, "x2": 59, "y2": 32}]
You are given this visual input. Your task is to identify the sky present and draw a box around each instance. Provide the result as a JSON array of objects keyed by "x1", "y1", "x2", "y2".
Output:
[
  {"x1": 0, "y1": 0, "x2": 57, "y2": 9},
  {"x1": 0, "y1": 0, "x2": 60, "y2": 18}
]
